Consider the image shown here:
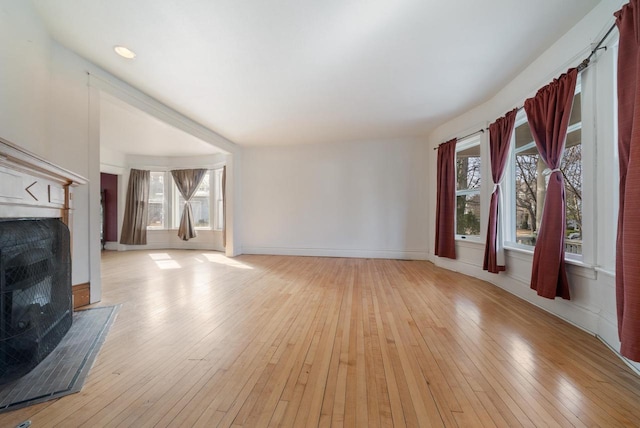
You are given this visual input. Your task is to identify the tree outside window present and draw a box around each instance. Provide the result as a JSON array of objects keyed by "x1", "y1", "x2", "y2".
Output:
[{"x1": 456, "y1": 137, "x2": 481, "y2": 237}]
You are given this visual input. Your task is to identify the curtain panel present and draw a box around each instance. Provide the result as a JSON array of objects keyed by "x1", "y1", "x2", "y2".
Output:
[
  {"x1": 524, "y1": 68, "x2": 577, "y2": 300},
  {"x1": 483, "y1": 109, "x2": 517, "y2": 274},
  {"x1": 435, "y1": 139, "x2": 457, "y2": 259},
  {"x1": 120, "y1": 169, "x2": 150, "y2": 245},
  {"x1": 615, "y1": 0, "x2": 640, "y2": 362},
  {"x1": 171, "y1": 169, "x2": 208, "y2": 241}
]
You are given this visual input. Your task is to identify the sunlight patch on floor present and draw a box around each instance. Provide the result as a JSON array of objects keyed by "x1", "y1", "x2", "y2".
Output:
[
  {"x1": 201, "y1": 253, "x2": 253, "y2": 269},
  {"x1": 149, "y1": 253, "x2": 182, "y2": 269}
]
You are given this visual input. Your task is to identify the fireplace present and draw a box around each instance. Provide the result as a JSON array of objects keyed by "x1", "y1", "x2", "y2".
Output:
[
  {"x1": 0, "y1": 137, "x2": 86, "y2": 385},
  {"x1": 0, "y1": 218, "x2": 72, "y2": 384}
]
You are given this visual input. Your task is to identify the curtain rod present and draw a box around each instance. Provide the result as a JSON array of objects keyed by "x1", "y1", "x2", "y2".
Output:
[
  {"x1": 433, "y1": 22, "x2": 617, "y2": 152},
  {"x1": 433, "y1": 129, "x2": 484, "y2": 150},
  {"x1": 508, "y1": 23, "x2": 617, "y2": 112},
  {"x1": 504, "y1": 25, "x2": 616, "y2": 114},
  {"x1": 577, "y1": 22, "x2": 617, "y2": 72}
]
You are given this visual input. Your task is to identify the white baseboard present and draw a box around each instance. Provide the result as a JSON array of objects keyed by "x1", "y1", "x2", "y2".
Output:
[
  {"x1": 597, "y1": 335, "x2": 640, "y2": 376},
  {"x1": 242, "y1": 246, "x2": 429, "y2": 260},
  {"x1": 103, "y1": 241, "x2": 119, "y2": 251},
  {"x1": 117, "y1": 242, "x2": 222, "y2": 251}
]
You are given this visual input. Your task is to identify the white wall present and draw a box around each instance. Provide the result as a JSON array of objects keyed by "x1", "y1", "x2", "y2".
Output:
[
  {"x1": 47, "y1": 43, "x2": 101, "y2": 295},
  {"x1": 0, "y1": 1, "x2": 51, "y2": 155},
  {"x1": 427, "y1": 0, "x2": 638, "y2": 371},
  {"x1": 242, "y1": 139, "x2": 429, "y2": 259},
  {"x1": 0, "y1": 2, "x2": 99, "y2": 293}
]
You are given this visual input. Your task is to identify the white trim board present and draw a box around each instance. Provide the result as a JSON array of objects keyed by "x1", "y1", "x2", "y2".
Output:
[{"x1": 243, "y1": 246, "x2": 429, "y2": 260}]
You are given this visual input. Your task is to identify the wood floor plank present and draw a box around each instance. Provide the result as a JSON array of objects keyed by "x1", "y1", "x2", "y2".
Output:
[{"x1": 1, "y1": 251, "x2": 639, "y2": 428}]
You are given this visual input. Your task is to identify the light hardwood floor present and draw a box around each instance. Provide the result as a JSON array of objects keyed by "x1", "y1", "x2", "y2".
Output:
[{"x1": 1, "y1": 250, "x2": 639, "y2": 427}]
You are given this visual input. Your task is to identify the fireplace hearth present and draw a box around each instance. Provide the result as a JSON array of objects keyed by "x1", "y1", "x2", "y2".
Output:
[{"x1": 0, "y1": 218, "x2": 72, "y2": 385}]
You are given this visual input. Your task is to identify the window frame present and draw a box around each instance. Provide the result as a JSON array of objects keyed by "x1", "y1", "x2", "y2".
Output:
[
  {"x1": 503, "y1": 77, "x2": 584, "y2": 261},
  {"x1": 455, "y1": 134, "x2": 482, "y2": 241}
]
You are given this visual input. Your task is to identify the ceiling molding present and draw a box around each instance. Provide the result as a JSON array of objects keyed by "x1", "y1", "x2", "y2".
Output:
[{"x1": 88, "y1": 72, "x2": 239, "y2": 155}]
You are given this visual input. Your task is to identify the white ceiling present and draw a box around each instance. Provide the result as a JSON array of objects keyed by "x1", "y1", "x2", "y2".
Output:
[
  {"x1": 100, "y1": 92, "x2": 223, "y2": 157},
  {"x1": 33, "y1": 0, "x2": 600, "y2": 147}
]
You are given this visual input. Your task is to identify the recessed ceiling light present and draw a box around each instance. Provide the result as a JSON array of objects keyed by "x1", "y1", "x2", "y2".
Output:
[{"x1": 114, "y1": 45, "x2": 136, "y2": 59}]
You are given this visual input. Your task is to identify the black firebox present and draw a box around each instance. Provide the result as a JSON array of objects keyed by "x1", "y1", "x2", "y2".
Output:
[{"x1": 0, "y1": 218, "x2": 72, "y2": 384}]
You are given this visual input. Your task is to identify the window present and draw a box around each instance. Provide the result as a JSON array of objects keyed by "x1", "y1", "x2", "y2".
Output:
[
  {"x1": 455, "y1": 136, "x2": 481, "y2": 237},
  {"x1": 148, "y1": 171, "x2": 166, "y2": 229},
  {"x1": 172, "y1": 172, "x2": 211, "y2": 229},
  {"x1": 146, "y1": 168, "x2": 225, "y2": 232},
  {"x1": 508, "y1": 78, "x2": 582, "y2": 255}
]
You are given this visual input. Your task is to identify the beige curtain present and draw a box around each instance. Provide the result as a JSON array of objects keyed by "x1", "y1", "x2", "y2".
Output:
[
  {"x1": 222, "y1": 166, "x2": 227, "y2": 249},
  {"x1": 171, "y1": 169, "x2": 207, "y2": 241},
  {"x1": 120, "y1": 169, "x2": 150, "y2": 245}
]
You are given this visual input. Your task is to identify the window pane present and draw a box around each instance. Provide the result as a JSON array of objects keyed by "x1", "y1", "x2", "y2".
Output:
[
  {"x1": 514, "y1": 120, "x2": 542, "y2": 247},
  {"x1": 456, "y1": 145, "x2": 481, "y2": 191},
  {"x1": 563, "y1": 105, "x2": 582, "y2": 255},
  {"x1": 148, "y1": 172, "x2": 165, "y2": 228},
  {"x1": 456, "y1": 193, "x2": 480, "y2": 235},
  {"x1": 456, "y1": 138, "x2": 481, "y2": 237}
]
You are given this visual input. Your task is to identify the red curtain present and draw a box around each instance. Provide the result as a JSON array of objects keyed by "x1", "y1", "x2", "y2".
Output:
[
  {"x1": 524, "y1": 68, "x2": 577, "y2": 300},
  {"x1": 615, "y1": 0, "x2": 640, "y2": 362},
  {"x1": 483, "y1": 109, "x2": 517, "y2": 273},
  {"x1": 435, "y1": 139, "x2": 457, "y2": 259}
]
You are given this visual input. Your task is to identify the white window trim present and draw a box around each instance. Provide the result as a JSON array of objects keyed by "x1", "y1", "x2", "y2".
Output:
[
  {"x1": 455, "y1": 134, "x2": 482, "y2": 241},
  {"x1": 213, "y1": 168, "x2": 224, "y2": 231}
]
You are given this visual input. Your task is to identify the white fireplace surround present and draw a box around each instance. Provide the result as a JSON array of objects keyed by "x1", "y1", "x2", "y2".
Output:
[{"x1": 0, "y1": 137, "x2": 87, "y2": 224}]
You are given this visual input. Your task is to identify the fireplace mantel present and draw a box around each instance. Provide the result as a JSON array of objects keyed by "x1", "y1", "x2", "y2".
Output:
[{"x1": 0, "y1": 137, "x2": 87, "y2": 223}]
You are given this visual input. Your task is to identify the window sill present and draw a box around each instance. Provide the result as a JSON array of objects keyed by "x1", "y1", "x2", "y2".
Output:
[
  {"x1": 147, "y1": 227, "x2": 214, "y2": 232},
  {"x1": 455, "y1": 236, "x2": 482, "y2": 243},
  {"x1": 503, "y1": 243, "x2": 535, "y2": 257},
  {"x1": 504, "y1": 244, "x2": 596, "y2": 279}
]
